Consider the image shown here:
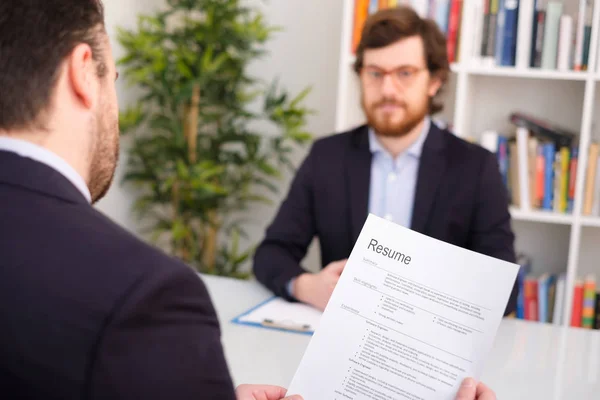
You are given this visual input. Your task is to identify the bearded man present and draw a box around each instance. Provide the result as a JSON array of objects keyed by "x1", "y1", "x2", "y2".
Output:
[{"x1": 252, "y1": 5, "x2": 518, "y2": 318}]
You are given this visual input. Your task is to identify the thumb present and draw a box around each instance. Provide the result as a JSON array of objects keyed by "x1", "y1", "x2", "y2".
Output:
[
  {"x1": 455, "y1": 378, "x2": 477, "y2": 400},
  {"x1": 331, "y1": 259, "x2": 347, "y2": 273},
  {"x1": 282, "y1": 396, "x2": 303, "y2": 400}
]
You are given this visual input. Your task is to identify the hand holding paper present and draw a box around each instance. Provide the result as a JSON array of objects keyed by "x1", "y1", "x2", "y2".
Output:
[
  {"x1": 294, "y1": 259, "x2": 347, "y2": 311},
  {"x1": 235, "y1": 384, "x2": 303, "y2": 400},
  {"x1": 286, "y1": 214, "x2": 518, "y2": 400},
  {"x1": 454, "y1": 378, "x2": 496, "y2": 400}
]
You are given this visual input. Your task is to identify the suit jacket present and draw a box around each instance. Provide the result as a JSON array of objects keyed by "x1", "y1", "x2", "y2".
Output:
[
  {"x1": 253, "y1": 123, "x2": 518, "y2": 316},
  {"x1": 0, "y1": 151, "x2": 236, "y2": 400}
]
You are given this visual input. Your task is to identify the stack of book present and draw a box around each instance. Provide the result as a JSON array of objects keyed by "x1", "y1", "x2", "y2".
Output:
[
  {"x1": 514, "y1": 254, "x2": 566, "y2": 324},
  {"x1": 471, "y1": 0, "x2": 595, "y2": 71},
  {"x1": 350, "y1": 1, "x2": 465, "y2": 63},
  {"x1": 480, "y1": 112, "x2": 577, "y2": 214},
  {"x1": 516, "y1": 255, "x2": 600, "y2": 329}
]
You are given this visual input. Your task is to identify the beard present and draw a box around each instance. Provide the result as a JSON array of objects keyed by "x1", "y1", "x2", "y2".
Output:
[
  {"x1": 88, "y1": 104, "x2": 120, "y2": 204},
  {"x1": 362, "y1": 94, "x2": 429, "y2": 138}
]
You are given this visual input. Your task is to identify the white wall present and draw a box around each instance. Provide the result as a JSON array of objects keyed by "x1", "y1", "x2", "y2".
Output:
[{"x1": 97, "y1": 0, "x2": 345, "y2": 271}]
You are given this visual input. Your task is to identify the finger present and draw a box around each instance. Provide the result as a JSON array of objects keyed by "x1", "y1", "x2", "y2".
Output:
[
  {"x1": 282, "y1": 395, "x2": 303, "y2": 400},
  {"x1": 455, "y1": 377, "x2": 476, "y2": 400},
  {"x1": 476, "y1": 382, "x2": 496, "y2": 400},
  {"x1": 259, "y1": 386, "x2": 288, "y2": 400},
  {"x1": 328, "y1": 260, "x2": 346, "y2": 274}
]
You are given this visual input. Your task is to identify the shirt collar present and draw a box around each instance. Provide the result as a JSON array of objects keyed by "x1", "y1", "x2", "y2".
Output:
[
  {"x1": 0, "y1": 137, "x2": 92, "y2": 203},
  {"x1": 368, "y1": 115, "x2": 431, "y2": 159}
]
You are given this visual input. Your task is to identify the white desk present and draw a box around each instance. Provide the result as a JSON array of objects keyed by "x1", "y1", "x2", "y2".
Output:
[{"x1": 202, "y1": 274, "x2": 600, "y2": 399}]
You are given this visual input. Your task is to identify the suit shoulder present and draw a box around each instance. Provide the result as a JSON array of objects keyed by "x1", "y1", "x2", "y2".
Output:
[
  {"x1": 442, "y1": 128, "x2": 495, "y2": 165},
  {"x1": 308, "y1": 124, "x2": 366, "y2": 155},
  {"x1": 67, "y1": 206, "x2": 200, "y2": 289}
]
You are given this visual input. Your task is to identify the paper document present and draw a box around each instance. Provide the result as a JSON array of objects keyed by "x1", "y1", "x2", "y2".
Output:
[
  {"x1": 286, "y1": 214, "x2": 519, "y2": 400},
  {"x1": 233, "y1": 296, "x2": 322, "y2": 333}
]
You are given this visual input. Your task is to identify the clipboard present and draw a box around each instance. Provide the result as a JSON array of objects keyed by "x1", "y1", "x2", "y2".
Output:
[{"x1": 231, "y1": 296, "x2": 322, "y2": 335}]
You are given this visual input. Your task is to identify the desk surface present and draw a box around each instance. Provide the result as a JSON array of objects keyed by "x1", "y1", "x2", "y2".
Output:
[{"x1": 202, "y1": 274, "x2": 600, "y2": 399}]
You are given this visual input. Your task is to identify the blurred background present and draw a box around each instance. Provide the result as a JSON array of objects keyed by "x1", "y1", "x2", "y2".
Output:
[{"x1": 97, "y1": 0, "x2": 600, "y2": 330}]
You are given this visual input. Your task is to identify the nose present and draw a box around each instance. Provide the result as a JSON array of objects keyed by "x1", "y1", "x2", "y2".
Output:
[{"x1": 380, "y1": 74, "x2": 398, "y2": 97}]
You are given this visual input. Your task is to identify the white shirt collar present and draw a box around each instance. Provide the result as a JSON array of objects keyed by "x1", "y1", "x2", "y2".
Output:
[{"x1": 0, "y1": 137, "x2": 92, "y2": 203}]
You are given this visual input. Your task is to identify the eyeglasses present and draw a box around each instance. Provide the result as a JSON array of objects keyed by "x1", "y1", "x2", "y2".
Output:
[{"x1": 360, "y1": 65, "x2": 427, "y2": 88}]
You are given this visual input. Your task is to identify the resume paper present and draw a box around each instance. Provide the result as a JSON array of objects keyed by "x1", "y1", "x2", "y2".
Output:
[{"x1": 286, "y1": 214, "x2": 519, "y2": 400}]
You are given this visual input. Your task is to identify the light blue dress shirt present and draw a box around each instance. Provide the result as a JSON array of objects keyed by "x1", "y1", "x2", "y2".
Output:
[
  {"x1": 0, "y1": 136, "x2": 92, "y2": 203},
  {"x1": 287, "y1": 117, "x2": 431, "y2": 298},
  {"x1": 367, "y1": 116, "x2": 430, "y2": 227}
]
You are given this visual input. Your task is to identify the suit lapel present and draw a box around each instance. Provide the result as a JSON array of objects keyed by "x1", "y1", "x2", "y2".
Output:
[
  {"x1": 410, "y1": 123, "x2": 447, "y2": 234},
  {"x1": 346, "y1": 126, "x2": 372, "y2": 244}
]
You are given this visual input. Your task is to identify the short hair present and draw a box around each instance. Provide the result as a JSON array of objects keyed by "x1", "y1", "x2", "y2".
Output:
[
  {"x1": 353, "y1": 6, "x2": 450, "y2": 115},
  {"x1": 0, "y1": 0, "x2": 107, "y2": 131}
]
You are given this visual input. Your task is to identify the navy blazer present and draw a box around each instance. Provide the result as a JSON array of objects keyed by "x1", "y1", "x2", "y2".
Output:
[
  {"x1": 253, "y1": 123, "x2": 518, "y2": 316},
  {"x1": 0, "y1": 151, "x2": 236, "y2": 399}
]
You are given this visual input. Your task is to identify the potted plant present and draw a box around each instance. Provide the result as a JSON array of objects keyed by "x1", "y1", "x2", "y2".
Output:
[{"x1": 117, "y1": 0, "x2": 313, "y2": 279}]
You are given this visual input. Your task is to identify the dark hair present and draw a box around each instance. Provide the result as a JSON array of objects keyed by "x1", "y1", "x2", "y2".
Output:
[
  {"x1": 353, "y1": 6, "x2": 450, "y2": 115},
  {"x1": 0, "y1": 0, "x2": 107, "y2": 131}
]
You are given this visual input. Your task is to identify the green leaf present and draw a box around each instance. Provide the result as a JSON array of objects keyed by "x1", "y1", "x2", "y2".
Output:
[
  {"x1": 172, "y1": 220, "x2": 188, "y2": 241},
  {"x1": 176, "y1": 159, "x2": 189, "y2": 178},
  {"x1": 176, "y1": 59, "x2": 194, "y2": 79},
  {"x1": 288, "y1": 131, "x2": 312, "y2": 142},
  {"x1": 119, "y1": 104, "x2": 146, "y2": 133},
  {"x1": 256, "y1": 159, "x2": 280, "y2": 177},
  {"x1": 290, "y1": 86, "x2": 312, "y2": 108}
]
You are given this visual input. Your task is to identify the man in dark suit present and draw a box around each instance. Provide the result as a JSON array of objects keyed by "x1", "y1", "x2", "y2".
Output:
[
  {"x1": 0, "y1": 1, "x2": 302, "y2": 399},
  {"x1": 253, "y1": 6, "x2": 518, "y2": 317},
  {"x1": 0, "y1": 2, "x2": 496, "y2": 399}
]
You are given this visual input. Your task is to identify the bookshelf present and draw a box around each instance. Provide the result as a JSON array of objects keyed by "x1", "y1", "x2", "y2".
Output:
[{"x1": 336, "y1": 0, "x2": 600, "y2": 329}]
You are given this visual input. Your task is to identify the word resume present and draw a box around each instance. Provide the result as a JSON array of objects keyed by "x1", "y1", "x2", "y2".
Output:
[{"x1": 286, "y1": 214, "x2": 519, "y2": 400}]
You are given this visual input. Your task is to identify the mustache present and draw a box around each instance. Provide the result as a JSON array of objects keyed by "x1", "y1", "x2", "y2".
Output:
[{"x1": 373, "y1": 99, "x2": 406, "y2": 108}]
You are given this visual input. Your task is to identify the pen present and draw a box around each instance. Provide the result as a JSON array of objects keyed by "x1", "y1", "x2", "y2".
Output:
[{"x1": 261, "y1": 318, "x2": 312, "y2": 332}]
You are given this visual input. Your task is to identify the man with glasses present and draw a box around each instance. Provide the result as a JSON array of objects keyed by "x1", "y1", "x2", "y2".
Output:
[{"x1": 253, "y1": 6, "x2": 518, "y2": 321}]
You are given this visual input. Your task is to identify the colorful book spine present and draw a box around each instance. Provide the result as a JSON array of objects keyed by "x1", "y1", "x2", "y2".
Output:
[
  {"x1": 538, "y1": 274, "x2": 549, "y2": 322},
  {"x1": 582, "y1": 276, "x2": 596, "y2": 328},
  {"x1": 571, "y1": 280, "x2": 583, "y2": 327},
  {"x1": 446, "y1": 0, "x2": 462, "y2": 63},
  {"x1": 535, "y1": 144, "x2": 545, "y2": 207},
  {"x1": 582, "y1": 0, "x2": 593, "y2": 69},
  {"x1": 369, "y1": 0, "x2": 379, "y2": 14},
  {"x1": 542, "y1": 143, "x2": 555, "y2": 210},
  {"x1": 516, "y1": 255, "x2": 532, "y2": 319},
  {"x1": 351, "y1": 0, "x2": 370, "y2": 54},
  {"x1": 558, "y1": 146, "x2": 570, "y2": 212},
  {"x1": 541, "y1": 1, "x2": 563, "y2": 69},
  {"x1": 531, "y1": 0, "x2": 546, "y2": 67},
  {"x1": 546, "y1": 274, "x2": 557, "y2": 323},
  {"x1": 499, "y1": 0, "x2": 519, "y2": 66},
  {"x1": 583, "y1": 142, "x2": 599, "y2": 215},
  {"x1": 525, "y1": 277, "x2": 539, "y2": 321},
  {"x1": 568, "y1": 147, "x2": 578, "y2": 212},
  {"x1": 435, "y1": 0, "x2": 451, "y2": 34},
  {"x1": 494, "y1": 0, "x2": 505, "y2": 65},
  {"x1": 594, "y1": 292, "x2": 600, "y2": 329}
]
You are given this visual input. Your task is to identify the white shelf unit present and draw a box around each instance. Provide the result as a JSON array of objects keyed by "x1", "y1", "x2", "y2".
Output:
[{"x1": 335, "y1": 0, "x2": 600, "y2": 327}]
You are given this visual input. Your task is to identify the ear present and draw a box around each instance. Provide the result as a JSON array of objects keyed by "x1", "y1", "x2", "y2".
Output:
[
  {"x1": 427, "y1": 74, "x2": 443, "y2": 97},
  {"x1": 67, "y1": 43, "x2": 98, "y2": 110}
]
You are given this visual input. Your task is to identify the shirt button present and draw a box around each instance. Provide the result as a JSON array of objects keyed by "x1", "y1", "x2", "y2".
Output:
[
  {"x1": 388, "y1": 173, "x2": 397, "y2": 182},
  {"x1": 385, "y1": 214, "x2": 393, "y2": 221}
]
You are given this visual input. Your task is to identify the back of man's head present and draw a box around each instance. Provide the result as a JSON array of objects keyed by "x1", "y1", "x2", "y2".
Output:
[
  {"x1": 0, "y1": 0, "x2": 121, "y2": 204},
  {"x1": 0, "y1": 0, "x2": 107, "y2": 132}
]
